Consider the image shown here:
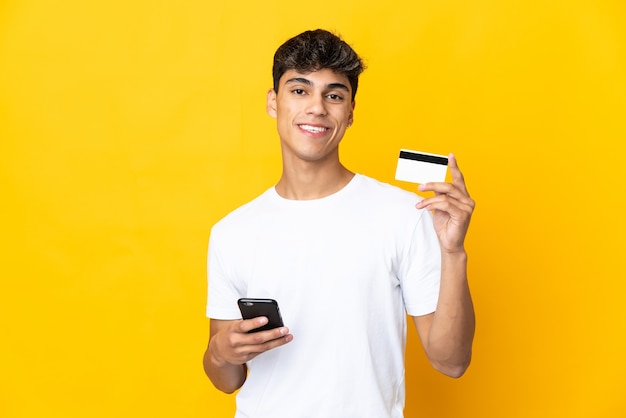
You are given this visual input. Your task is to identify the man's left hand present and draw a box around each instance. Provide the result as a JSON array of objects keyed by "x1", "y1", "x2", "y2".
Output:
[{"x1": 415, "y1": 153, "x2": 475, "y2": 254}]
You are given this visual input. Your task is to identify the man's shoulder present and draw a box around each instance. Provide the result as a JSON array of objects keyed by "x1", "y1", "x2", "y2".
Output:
[
  {"x1": 212, "y1": 187, "x2": 275, "y2": 231},
  {"x1": 351, "y1": 174, "x2": 429, "y2": 228},
  {"x1": 355, "y1": 174, "x2": 422, "y2": 204}
]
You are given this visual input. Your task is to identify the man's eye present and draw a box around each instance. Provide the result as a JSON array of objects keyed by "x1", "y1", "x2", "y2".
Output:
[
  {"x1": 292, "y1": 89, "x2": 305, "y2": 95},
  {"x1": 327, "y1": 94, "x2": 343, "y2": 101}
]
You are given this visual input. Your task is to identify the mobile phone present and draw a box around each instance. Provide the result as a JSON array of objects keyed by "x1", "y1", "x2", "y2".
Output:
[{"x1": 237, "y1": 298, "x2": 284, "y2": 333}]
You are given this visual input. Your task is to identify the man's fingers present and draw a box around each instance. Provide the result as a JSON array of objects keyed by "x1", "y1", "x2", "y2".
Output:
[
  {"x1": 417, "y1": 183, "x2": 474, "y2": 209},
  {"x1": 242, "y1": 330, "x2": 293, "y2": 362},
  {"x1": 239, "y1": 316, "x2": 269, "y2": 333},
  {"x1": 237, "y1": 319, "x2": 292, "y2": 347},
  {"x1": 418, "y1": 196, "x2": 474, "y2": 218},
  {"x1": 211, "y1": 318, "x2": 293, "y2": 367},
  {"x1": 448, "y1": 153, "x2": 469, "y2": 196}
]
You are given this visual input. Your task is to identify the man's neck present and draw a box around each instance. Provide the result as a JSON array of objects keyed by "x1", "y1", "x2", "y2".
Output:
[{"x1": 275, "y1": 160, "x2": 354, "y2": 200}]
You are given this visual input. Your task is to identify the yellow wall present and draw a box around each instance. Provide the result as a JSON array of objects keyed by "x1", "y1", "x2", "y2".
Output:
[{"x1": 1, "y1": 1, "x2": 625, "y2": 417}]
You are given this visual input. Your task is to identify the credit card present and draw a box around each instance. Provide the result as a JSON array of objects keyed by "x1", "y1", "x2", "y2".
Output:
[{"x1": 395, "y1": 149, "x2": 448, "y2": 184}]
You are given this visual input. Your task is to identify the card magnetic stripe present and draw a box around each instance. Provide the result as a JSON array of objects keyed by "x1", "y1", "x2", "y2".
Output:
[{"x1": 398, "y1": 151, "x2": 448, "y2": 165}]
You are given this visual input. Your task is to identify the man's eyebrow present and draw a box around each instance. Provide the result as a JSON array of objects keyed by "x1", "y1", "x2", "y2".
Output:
[
  {"x1": 285, "y1": 77, "x2": 313, "y2": 86},
  {"x1": 327, "y1": 83, "x2": 350, "y2": 92},
  {"x1": 284, "y1": 78, "x2": 350, "y2": 92}
]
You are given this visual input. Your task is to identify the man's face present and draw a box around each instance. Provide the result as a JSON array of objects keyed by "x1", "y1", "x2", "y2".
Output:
[{"x1": 266, "y1": 68, "x2": 355, "y2": 164}]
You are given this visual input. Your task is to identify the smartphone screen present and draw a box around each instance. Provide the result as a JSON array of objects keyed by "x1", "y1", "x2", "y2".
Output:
[{"x1": 237, "y1": 298, "x2": 284, "y2": 333}]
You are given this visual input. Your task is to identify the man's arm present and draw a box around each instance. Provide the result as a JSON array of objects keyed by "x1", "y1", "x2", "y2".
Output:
[
  {"x1": 412, "y1": 153, "x2": 476, "y2": 378},
  {"x1": 203, "y1": 317, "x2": 293, "y2": 393},
  {"x1": 413, "y1": 252, "x2": 474, "y2": 378}
]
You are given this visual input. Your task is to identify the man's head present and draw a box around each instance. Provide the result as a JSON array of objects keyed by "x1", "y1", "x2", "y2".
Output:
[{"x1": 272, "y1": 29, "x2": 365, "y2": 101}]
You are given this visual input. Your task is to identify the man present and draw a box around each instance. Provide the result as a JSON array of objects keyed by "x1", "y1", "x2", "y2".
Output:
[{"x1": 203, "y1": 29, "x2": 475, "y2": 418}]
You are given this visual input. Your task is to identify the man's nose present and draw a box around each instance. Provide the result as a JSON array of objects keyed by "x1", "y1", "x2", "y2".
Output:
[{"x1": 305, "y1": 95, "x2": 327, "y2": 116}]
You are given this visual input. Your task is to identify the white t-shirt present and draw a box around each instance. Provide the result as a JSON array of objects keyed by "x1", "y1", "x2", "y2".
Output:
[{"x1": 207, "y1": 174, "x2": 441, "y2": 418}]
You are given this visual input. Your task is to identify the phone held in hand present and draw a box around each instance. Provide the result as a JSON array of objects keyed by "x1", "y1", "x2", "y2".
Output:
[{"x1": 237, "y1": 298, "x2": 284, "y2": 333}]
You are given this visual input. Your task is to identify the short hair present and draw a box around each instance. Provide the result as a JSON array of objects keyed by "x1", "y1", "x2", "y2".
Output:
[{"x1": 272, "y1": 29, "x2": 366, "y2": 101}]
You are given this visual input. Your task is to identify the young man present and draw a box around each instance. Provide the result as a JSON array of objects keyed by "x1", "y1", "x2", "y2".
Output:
[{"x1": 203, "y1": 29, "x2": 475, "y2": 417}]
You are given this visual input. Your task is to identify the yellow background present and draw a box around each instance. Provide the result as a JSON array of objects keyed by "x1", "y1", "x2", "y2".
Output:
[{"x1": 1, "y1": 1, "x2": 625, "y2": 417}]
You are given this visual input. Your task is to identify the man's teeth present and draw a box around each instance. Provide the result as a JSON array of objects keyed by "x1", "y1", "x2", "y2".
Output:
[{"x1": 300, "y1": 125, "x2": 328, "y2": 133}]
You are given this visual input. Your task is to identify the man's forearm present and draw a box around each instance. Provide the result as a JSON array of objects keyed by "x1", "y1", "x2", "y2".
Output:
[
  {"x1": 203, "y1": 344, "x2": 247, "y2": 394},
  {"x1": 425, "y1": 251, "x2": 475, "y2": 378}
]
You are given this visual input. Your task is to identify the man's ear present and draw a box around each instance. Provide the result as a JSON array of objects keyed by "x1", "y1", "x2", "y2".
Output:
[
  {"x1": 266, "y1": 89, "x2": 277, "y2": 118},
  {"x1": 348, "y1": 101, "x2": 356, "y2": 126}
]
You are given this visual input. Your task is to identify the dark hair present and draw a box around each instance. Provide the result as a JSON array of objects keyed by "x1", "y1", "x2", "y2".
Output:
[{"x1": 272, "y1": 29, "x2": 365, "y2": 101}]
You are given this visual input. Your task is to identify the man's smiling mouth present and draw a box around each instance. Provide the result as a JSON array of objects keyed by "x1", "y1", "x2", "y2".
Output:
[{"x1": 299, "y1": 124, "x2": 329, "y2": 133}]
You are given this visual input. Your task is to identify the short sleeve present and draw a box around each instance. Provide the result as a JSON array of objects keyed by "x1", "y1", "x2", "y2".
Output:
[
  {"x1": 399, "y1": 209, "x2": 441, "y2": 316},
  {"x1": 206, "y1": 225, "x2": 245, "y2": 320}
]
